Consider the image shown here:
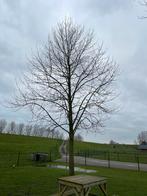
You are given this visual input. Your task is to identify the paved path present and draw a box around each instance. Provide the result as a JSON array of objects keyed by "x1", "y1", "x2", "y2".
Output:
[
  {"x1": 56, "y1": 155, "x2": 147, "y2": 171},
  {"x1": 59, "y1": 140, "x2": 67, "y2": 156}
]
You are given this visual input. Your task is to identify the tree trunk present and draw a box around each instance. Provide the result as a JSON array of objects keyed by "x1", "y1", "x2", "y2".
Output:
[{"x1": 68, "y1": 133, "x2": 74, "y2": 175}]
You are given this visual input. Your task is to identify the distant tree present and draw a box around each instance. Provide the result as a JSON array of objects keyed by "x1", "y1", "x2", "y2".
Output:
[
  {"x1": 74, "y1": 133, "x2": 83, "y2": 141},
  {"x1": 12, "y1": 19, "x2": 117, "y2": 175},
  {"x1": 32, "y1": 124, "x2": 40, "y2": 136},
  {"x1": 17, "y1": 123, "x2": 25, "y2": 135},
  {"x1": 50, "y1": 128, "x2": 56, "y2": 139},
  {"x1": 25, "y1": 124, "x2": 33, "y2": 136},
  {"x1": 45, "y1": 127, "x2": 52, "y2": 138},
  {"x1": 7, "y1": 121, "x2": 16, "y2": 134},
  {"x1": 109, "y1": 139, "x2": 117, "y2": 145},
  {"x1": 0, "y1": 119, "x2": 7, "y2": 133},
  {"x1": 58, "y1": 132, "x2": 64, "y2": 140},
  {"x1": 37, "y1": 126, "x2": 45, "y2": 137},
  {"x1": 53, "y1": 130, "x2": 64, "y2": 139},
  {"x1": 137, "y1": 131, "x2": 147, "y2": 144},
  {"x1": 134, "y1": 140, "x2": 138, "y2": 145}
]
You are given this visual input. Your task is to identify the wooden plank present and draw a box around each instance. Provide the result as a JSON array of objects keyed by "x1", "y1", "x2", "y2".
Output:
[{"x1": 58, "y1": 175, "x2": 106, "y2": 186}]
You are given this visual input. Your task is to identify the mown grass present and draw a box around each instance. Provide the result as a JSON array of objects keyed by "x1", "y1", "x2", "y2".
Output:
[
  {"x1": 0, "y1": 166, "x2": 65, "y2": 195},
  {"x1": 0, "y1": 133, "x2": 62, "y2": 153},
  {"x1": 74, "y1": 140, "x2": 138, "y2": 153},
  {"x1": 0, "y1": 133, "x2": 62, "y2": 167},
  {"x1": 0, "y1": 165, "x2": 147, "y2": 195}
]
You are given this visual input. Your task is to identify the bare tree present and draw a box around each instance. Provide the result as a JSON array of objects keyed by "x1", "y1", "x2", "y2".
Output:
[
  {"x1": 17, "y1": 123, "x2": 25, "y2": 135},
  {"x1": 109, "y1": 139, "x2": 118, "y2": 145},
  {"x1": 32, "y1": 124, "x2": 40, "y2": 136},
  {"x1": 57, "y1": 131, "x2": 64, "y2": 140},
  {"x1": 37, "y1": 126, "x2": 45, "y2": 137},
  {"x1": 7, "y1": 121, "x2": 16, "y2": 134},
  {"x1": 13, "y1": 19, "x2": 117, "y2": 175},
  {"x1": 53, "y1": 129, "x2": 64, "y2": 139},
  {"x1": 74, "y1": 133, "x2": 83, "y2": 141},
  {"x1": 0, "y1": 119, "x2": 7, "y2": 133},
  {"x1": 45, "y1": 127, "x2": 52, "y2": 138},
  {"x1": 45, "y1": 126, "x2": 64, "y2": 139},
  {"x1": 25, "y1": 124, "x2": 32, "y2": 136},
  {"x1": 137, "y1": 131, "x2": 147, "y2": 144},
  {"x1": 50, "y1": 128, "x2": 56, "y2": 139}
]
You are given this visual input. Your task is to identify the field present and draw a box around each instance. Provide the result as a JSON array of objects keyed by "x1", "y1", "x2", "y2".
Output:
[
  {"x1": 0, "y1": 133, "x2": 62, "y2": 153},
  {"x1": 0, "y1": 133, "x2": 147, "y2": 195},
  {"x1": 0, "y1": 134, "x2": 62, "y2": 167}
]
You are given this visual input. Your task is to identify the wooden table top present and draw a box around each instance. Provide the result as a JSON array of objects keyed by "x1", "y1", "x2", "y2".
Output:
[{"x1": 58, "y1": 175, "x2": 107, "y2": 186}]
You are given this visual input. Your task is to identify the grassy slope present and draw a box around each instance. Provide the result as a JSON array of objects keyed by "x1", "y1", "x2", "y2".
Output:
[
  {"x1": 0, "y1": 133, "x2": 62, "y2": 153},
  {"x1": 0, "y1": 133, "x2": 62, "y2": 167},
  {"x1": 74, "y1": 140, "x2": 137, "y2": 152}
]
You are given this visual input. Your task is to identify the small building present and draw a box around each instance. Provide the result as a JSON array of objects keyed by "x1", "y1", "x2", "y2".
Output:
[
  {"x1": 138, "y1": 141, "x2": 147, "y2": 151},
  {"x1": 31, "y1": 152, "x2": 48, "y2": 162}
]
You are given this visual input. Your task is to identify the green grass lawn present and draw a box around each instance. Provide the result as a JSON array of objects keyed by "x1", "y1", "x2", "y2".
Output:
[
  {"x1": 0, "y1": 133, "x2": 62, "y2": 153},
  {"x1": 0, "y1": 165, "x2": 147, "y2": 196},
  {"x1": 0, "y1": 134, "x2": 62, "y2": 167},
  {"x1": 74, "y1": 140, "x2": 138, "y2": 153}
]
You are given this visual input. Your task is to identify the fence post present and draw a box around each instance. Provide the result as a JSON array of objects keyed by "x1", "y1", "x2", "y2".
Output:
[
  {"x1": 117, "y1": 152, "x2": 120, "y2": 161},
  {"x1": 85, "y1": 152, "x2": 87, "y2": 166},
  {"x1": 137, "y1": 155, "x2": 140, "y2": 171},
  {"x1": 16, "y1": 152, "x2": 20, "y2": 167},
  {"x1": 104, "y1": 151, "x2": 107, "y2": 159},
  {"x1": 49, "y1": 151, "x2": 52, "y2": 162},
  {"x1": 108, "y1": 152, "x2": 110, "y2": 168}
]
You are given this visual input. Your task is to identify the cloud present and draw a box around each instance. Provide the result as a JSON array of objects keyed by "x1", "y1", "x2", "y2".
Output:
[{"x1": 71, "y1": 0, "x2": 133, "y2": 16}]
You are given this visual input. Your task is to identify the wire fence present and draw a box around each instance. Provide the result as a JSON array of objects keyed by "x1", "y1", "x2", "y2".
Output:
[
  {"x1": 0, "y1": 151, "x2": 57, "y2": 168},
  {"x1": 75, "y1": 149, "x2": 147, "y2": 163},
  {"x1": 73, "y1": 150, "x2": 147, "y2": 171},
  {"x1": 1, "y1": 149, "x2": 147, "y2": 171}
]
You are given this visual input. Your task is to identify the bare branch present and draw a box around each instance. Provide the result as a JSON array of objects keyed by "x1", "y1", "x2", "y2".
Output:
[{"x1": 11, "y1": 19, "x2": 117, "y2": 175}]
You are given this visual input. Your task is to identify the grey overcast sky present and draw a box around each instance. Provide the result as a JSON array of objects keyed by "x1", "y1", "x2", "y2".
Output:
[{"x1": 0, "y1": 0, "x2": 147, "y2": 144}]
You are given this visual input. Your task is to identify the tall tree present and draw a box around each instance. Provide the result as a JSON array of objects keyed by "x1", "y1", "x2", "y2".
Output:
[
  {"x1": 17, "y1": 123, "x2": 25, "y2": 135},
  {"x1": 8, "y1": 121, "x2": 16, "y2": 134},
  {"x1": 13, "y1": 19, "x2": 117, "y2": 175},
  {"x1": 137, "y1": 131, "x2": 147, "y2": 144},
  {"x1": 25, "y1": 124, "x2": 32, "y2": 136},
  {"x1": 0, "y1": 119, "x2": 7, "y2": 133}
]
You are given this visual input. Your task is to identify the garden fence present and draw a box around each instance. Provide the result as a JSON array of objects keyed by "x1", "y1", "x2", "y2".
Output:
[
  {"x1": 72, "y1": 150, "x2": 147, "y2": 171},
  {"x1": 0, "y1": 151, "x2": 57, "y2": 168}
]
